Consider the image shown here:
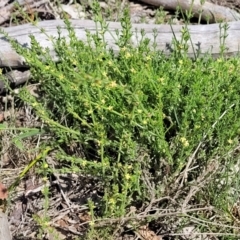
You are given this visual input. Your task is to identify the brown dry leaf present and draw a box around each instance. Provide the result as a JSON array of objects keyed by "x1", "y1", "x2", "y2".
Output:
[
  {"x1": 56, "y1": 219, "x2": 68, "y2": 228},
  {"x1": 78, "y1": 211, "x2": 91, "y2": 222},
  {"x1": 0, "y1": 183, "x2": 8, "y2": 200},
  {"x1": 135, "y1": 225, "x2": 162, "y2": 240}
]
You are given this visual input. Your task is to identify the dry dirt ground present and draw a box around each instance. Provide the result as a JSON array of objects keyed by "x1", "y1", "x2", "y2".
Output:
[{"x1": 0, "y1": 1, "x2": 240, "y2": 240}]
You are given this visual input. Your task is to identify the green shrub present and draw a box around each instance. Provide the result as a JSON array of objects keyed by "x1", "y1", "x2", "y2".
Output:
[{"x1": 3, "y1": 3, "x2": 240, "y2": 239}]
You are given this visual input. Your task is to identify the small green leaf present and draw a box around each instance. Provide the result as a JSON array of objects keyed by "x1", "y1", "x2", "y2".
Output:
[
  {"x1": 0, "y1": 123, "x2": 8, "y2": 130},
  {"x1": 13, "y1": 138, "x2": 24, "y2": 151},
  {"x1": 16, "y1": 128, "x2": 43, "y2": 140},
  {"x1": 12, "y1": 129, "x2": 44, "y2": 150}
]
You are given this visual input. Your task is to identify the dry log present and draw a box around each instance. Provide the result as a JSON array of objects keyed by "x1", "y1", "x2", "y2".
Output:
[
  {"x1": 1, "y1": 19, "x2": 240, "y2": 65},
  {"x1": 0, "y1": 0, "x2": 10, "y2": 8},
  {"x1": 0, "y1": 0, "x2": 56, "y2": 25},
  {"x1": 140, "y1": 0, "x2": 240, "y2": 23},
  {"x1": 0, "y1": 19, "x2": 240, "y2": 92}
]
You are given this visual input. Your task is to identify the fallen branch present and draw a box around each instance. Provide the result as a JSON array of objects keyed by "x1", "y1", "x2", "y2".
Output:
[
  {"x1": 140, "y1": 0, "x2": 240, "y2": 23},
  {"x1": 0, "y1": 19, "x2": 240, "y2": 92},
  {"x1": 1, "y1": 19, "x2": 240, "y2": 66}
]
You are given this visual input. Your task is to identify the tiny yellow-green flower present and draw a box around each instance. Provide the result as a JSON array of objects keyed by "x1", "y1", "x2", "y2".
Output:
[
  {"x1": 59, "y1": 74, "x2": 64, "y2": 80},
  {"x1": 82, "y1": 160, "x2": 87, "y2": 167},
  {"x1": 125, "y1": 173, "x2": 131, "y2": 180},
  {"x1": 109, "y1": 81, "x2": 117, "y2": 88},
  {"x1": 108, "y1": 198, "x2": 116, "y2": 205},
  {"x1": 87, "y1": 109, "x2": 93, "y2": 114},
  {"x1": 130, "y1": 68, "x2": 136, "y2": 73},
  {"x1": 180, "y1": 137, "x2": 189, "y2": 147},
  {"x1": 32, "y1": 102, "x2": 38, "y2": 107},
  {"x1": 43, "y1": 163, "x2": 48, "y2": 169},
  {"x1": 89, "y1": 221, "x2": 95, "y2": 226},
  {"x1": 145, "y1": 55, "x2": 151, "y2": 61},
  {"x1": 127, "y1": 165, "x2": 133, "y2": 169},
  {"x1": 102, "y1": 71, "x2": 107, "y2": 77},
  {"x1": 126, "y1": 52, "x2": 131, "y2": 59},
  {"x1": 183, "y1": 141, "x2": 189, "y2": 147},
  {"x1": 158, "y1": 77, "x2": 164, "y2": 83},
  {"x1": 42, "y1": 176, "x2": 48, "y2": 182}
]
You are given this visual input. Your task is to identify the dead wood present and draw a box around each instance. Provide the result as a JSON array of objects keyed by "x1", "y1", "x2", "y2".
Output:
[
  {"x1": 1, "y1": 19, "x2": 240, "y2": 66},
  {"x1": 139, "y1": 0, "x2": 240, "y2": 23},
  {"x1": 0, "y1": 19, "x2": 240, "y2": 92},
  {"x1": 0, "y1": 0, "x2": 9, "y2": 8},
  {"x1": 0, "y1": 212, "x2": 11, "y2": 240},
  {"x1": 0, "y1": 0, "x2": 54, "y2": 25}
]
